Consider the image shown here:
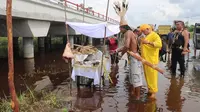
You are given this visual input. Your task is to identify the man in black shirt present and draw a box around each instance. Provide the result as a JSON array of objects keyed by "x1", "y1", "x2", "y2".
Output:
[{"x1": 171, "y1": 21, "x2": 189, "y2": 77}]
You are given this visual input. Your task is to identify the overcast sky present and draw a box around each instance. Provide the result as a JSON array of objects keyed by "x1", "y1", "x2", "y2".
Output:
[{"x1": 73, "y1": 0, "x2": 200, "y2": 27}]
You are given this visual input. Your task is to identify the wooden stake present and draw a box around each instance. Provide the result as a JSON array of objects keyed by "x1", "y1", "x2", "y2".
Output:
[
  {"x1": 6, "y1": 0, "x2": 19, "y2": 111},
  {"x1": 99, "y1": 0, "x2": 110, "y2": 89},
  {"x1": 64, "y1": 0, "x2": 69, "y2": 42},
  {"x1": 64, "y1": 2, "x2": 72, "y2": 108},
  {"x1": 81, "y1": 0, "x2": 85, "y2": 45}
]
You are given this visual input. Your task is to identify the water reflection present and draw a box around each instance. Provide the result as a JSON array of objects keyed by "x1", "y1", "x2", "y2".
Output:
[
  {"x1": 127, "y1": 96, "x2": 146, "y2": 112},
  {"x1": 110, "y1": 65, "x2": 119, "y2": 87},
  {"x1": 145, "y1": 100, "x2": 157, "y2": 112},
  {"x1": 24, "y1": 58, "x2": 35, "y2": 74},
  {"x1": 1, "y1": 39, "x2": 200, "y2": 111},
  {"x1": 126, "y1": 73, "x2": 159, "y2": 112},
  {"x1": 74, "y1": 88, "x2": 103, "y2": 111},
  {"x1": 166, "y1": 77, "x2": 184, "y2": 112}
]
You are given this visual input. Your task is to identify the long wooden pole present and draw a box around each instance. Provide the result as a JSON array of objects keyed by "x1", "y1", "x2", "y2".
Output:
[
  {"x1": 6, "y1": 0, "x2": 19, "y2": 111},
  {"x1": 64, "y1": 0, "x2": 69, "y2": 42},
  {"x1": 99, "y1": 0, "x2": 110, "y2": 88},
  {"x1": 82, "y1": 0, "x2": 85, "y2": 23},
  {"x1": 81, "y1": 0, "x2": 85, "y2": 45},
  {"x1": 127, "y1": 51, "x2": 164, "y2": 74},
  {"x1": 64, "y1": 1, "x2": 73, "y2": 109}
]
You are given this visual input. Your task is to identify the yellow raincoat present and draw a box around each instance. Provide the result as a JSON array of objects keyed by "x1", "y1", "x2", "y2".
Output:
[{"x1": 141, "y1": 31, "x2": 162, "y2": 93}]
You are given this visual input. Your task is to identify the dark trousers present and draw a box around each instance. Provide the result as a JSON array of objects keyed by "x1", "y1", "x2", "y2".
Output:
[
  {"x1": 77, "y1": 76, "x2": 94, "y2": 88},
  {"x1": 171, "y1": 48, "x2": 185, "y2": 75},
  {"x1": 159, "y1": 50, "x2": 166, "y2": 57},
  {"x1": 110, "y1": 53, "x2": 119, "y2": 64}
]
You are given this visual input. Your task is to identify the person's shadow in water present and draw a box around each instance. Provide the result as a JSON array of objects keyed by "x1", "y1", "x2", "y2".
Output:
[
  {"x1": 109, "y1": 64, "x2": 119, "y2": 86},
  {"x1": 166, "y1": 77, "x2": 185, "y2": 112},
  {"x1": 127, "y1": 96, "x2": 159, "y2": 112},
  {"x1": 126, "y1": 84, "x2": 159, "y2": 112},
  {"x1": 74, "y1": 88, "x2": 104, "y2": 111}
]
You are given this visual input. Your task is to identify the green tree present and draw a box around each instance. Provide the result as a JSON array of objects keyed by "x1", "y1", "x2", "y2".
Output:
[
  {"x1": 188, "y1": 25, "x2": 194, "y2": 32},
  {"x1": 185, "y1": 21, "x2": 189, "y2": 28}
]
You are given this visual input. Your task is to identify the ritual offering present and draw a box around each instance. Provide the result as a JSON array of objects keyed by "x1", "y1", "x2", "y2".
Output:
[
  {"x1": 72, "y1": 45, "x2": 98, "y2": 55},
  {"x1": 62, "y1": 42, "x2": 75, "y2": 59},
  {"x1": 71, "y1": 45, "x2": 102, "y2": 67}
]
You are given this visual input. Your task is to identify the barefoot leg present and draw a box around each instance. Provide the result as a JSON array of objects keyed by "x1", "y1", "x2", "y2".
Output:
[
  {"x1": 149, "y1": 93, "x2": 156, "y2": 100},
  {"x1": 131, "y1": 86, "x2": 135, "y2": 96},
  {"x1": 135, "y1": 86, "x2": 141, "y2": 100}
]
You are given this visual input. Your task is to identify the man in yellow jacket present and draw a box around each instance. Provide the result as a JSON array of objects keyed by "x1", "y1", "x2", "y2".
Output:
[{"x1": 140, "y1": 24, "x2": 162, "y2": 99}]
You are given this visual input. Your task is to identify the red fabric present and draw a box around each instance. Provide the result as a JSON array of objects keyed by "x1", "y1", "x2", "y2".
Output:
[{"x1": 109, "y1": 38, "x2": 118, "y2": 51}]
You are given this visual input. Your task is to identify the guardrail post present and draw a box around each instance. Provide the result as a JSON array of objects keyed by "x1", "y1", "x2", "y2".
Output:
[
  {"x1": 86, "y1": 8, "x2": 88, "y2": 13},
  {"x1": 76, "y1": 4, "x2": 78, "y2": 10}
]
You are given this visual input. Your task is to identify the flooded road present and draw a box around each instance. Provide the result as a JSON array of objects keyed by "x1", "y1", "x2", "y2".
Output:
[
  {"x1": 56, "y1": 55, "x2": 200, "y2": 112},
  {"x1": 0, "y1": 40, "x2": 200, "y2": 112}
]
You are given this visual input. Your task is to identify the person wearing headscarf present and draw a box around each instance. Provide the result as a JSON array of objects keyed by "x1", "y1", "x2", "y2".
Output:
[
  {"x1": 140, "y1": 24, "x2": 162, "y2": 99},
  {"x1": 133, "y1": 26, "x2": 145, "y2": 55}
]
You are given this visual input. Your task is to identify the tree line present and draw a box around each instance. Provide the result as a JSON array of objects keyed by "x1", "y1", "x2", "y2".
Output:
[{"x1": 185, "y1": 21, "x2": 195, "y2": 32}]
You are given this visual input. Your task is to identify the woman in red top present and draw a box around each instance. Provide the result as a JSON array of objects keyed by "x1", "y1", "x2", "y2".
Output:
[{"x1": 106, "y1": 35, "x2": 119, "y2": 65}]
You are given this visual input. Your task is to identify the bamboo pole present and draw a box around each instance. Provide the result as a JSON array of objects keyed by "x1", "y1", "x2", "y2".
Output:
[
  {"x1": 99, "y1": 0, "x2": 110, "y2": 89},
  {"x1": 6, "y1": 0, "x2": 19, "y2": 111}
]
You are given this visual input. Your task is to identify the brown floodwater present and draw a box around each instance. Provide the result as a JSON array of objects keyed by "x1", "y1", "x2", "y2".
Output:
[
  {"x1": 0, "y1": 41, "x2": 200, "y2": 112},
  {"x1": 0, "y1": 50, "x2": 69, "y2": 97},
  {"x1": 60, "y1": 56, "x2": 200, "y2": 112}
]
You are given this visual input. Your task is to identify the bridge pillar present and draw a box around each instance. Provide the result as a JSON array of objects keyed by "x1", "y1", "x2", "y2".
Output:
[
  {"x1": 23, "y1": 37, "x2": 34, "y2": 58},
  {"x1": 13, "y1": 37, "x2": 20, "y2": 58},
  {"x1": 38, "y1": 37, "x2": 45, "y2": 51},
  {"x1": 69, "y1": 35, "x2": 74, "y2": 49},
  {"x1": 63, "y1": 36, "x2": 67, "y2": 46},
  {"x1": 24, "y1": 58, "x2": 35, "y2": 74},
  {"x1": 45, "y1": 35, "x2": 52, "y2": 51},
  {"x1": 89, "y1": 37, "x2": 93, "y2": 45},
  {"x1": 100, "y1": 39, "x2": 104, "y2": 44}
]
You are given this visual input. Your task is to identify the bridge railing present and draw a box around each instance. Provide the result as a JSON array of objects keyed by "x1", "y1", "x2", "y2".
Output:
[
  {"x1": 48, "y1": 0, "x2": 119, "y2": 24},
  {"x1": 65, "y1": 1, "x2": 119, "y2": 24}
]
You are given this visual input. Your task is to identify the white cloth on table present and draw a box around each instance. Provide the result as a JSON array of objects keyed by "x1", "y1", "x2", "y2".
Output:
[
  {"x1": 72, "y1": 65, "x2": 101, "y2": 85},
  {"x1": 71, "y1": 50, "x2": 111, "y2": 85}
]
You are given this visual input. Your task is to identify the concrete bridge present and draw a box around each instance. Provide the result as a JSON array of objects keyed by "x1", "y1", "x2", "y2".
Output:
[{"x1": 0, "y1": 0, "x2": 119, "y2": 58}]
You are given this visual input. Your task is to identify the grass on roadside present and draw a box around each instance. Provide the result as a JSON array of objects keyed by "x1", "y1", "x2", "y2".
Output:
[
  {"x1": 0, "y1": 90, "x2": 68, "y2": 112},
  {"x1": 0, "y1": 38, "x2": 8, "y2": 58}
]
